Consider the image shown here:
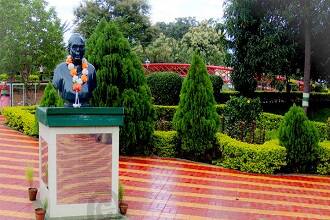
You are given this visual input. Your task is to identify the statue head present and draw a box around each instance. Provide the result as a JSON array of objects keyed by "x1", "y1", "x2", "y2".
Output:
[{"x1": 68, "y1": 33, "x2": 85, "y2": 61}]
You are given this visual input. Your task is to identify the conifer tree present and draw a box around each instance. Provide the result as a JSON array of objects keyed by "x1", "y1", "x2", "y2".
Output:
[
  {"x1": 87, "y1": 19, "x2": 155, "y2": 154},
  {"x1": 173, "y1": 54, "x2": 219, "y2": 161},
  {"x1": 39, "y1": 82, "x2": 63, "y2": 107},
  {"x1": 279, "y1": 105, "x2": 319, "y2": 172}
]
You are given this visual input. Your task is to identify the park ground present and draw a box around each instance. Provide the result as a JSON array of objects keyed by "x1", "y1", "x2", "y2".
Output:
[{"x1": 0, "y1": 115, "x2": 330, "y2": 220}]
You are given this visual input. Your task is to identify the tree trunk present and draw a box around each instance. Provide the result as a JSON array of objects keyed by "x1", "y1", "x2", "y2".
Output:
[{"x1": 302, "y1": 0, "x2": 311, "y2": 113}]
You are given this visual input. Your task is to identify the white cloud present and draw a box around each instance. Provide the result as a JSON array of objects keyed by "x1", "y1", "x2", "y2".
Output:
[
  {"x1": 46, "y1": 0, "x2": 81, "y2": 42},
  {"x1": 149, "y1": 0, "x2": 224, "y2": 23},
  {"x1": 46, "y1": 0, "x2": 225, "y2": 41}
]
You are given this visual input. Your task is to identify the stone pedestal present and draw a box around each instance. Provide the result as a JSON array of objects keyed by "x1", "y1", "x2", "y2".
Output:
[{"x1": 36, "y1": 107, "x2": 124, "y2": 219}]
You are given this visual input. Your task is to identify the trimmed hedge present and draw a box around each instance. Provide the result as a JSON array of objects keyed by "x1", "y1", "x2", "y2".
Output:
[
  {"x1": 1, "y1": 106, "x2": 38, "y2": 136},
  {"x1": 154, "y1": 104, "x2": 225, "y2": 130},
  {"x1": 219, "y1": 91, "x2": 330, "y2": 105},
  {"x1": 317, "y1": 141, "x2": 330, "y2": 175},
  {"x1": 258, "y1": 112, "x2": 283, "y2": 131},
  {"x1": 313, "y1": 121, "x2": 328, "y2": 141},
  {"x1": 214, "y1": 133, "x2": 286, "y2": 174},
  {"x1": 146, "y1": 72, "x2": 183, "y2": 105},
  {"x1": 154, "y1": 105, "x2": 178, "y2": 130},
  {"x1": 149, "y1": 131, "x2": 177, "y2": 158},
  {"x1": 146, "y1": 72, "x2": 224, "y2": 105},
  {"x1": 154, "y1": 105, "x2": 328, "y2": 140}
]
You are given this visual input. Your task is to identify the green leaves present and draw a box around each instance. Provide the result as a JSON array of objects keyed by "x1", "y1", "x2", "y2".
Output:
[
  {"x1": 39, "y1": 82, "x2": 64, "y2": 107},
  {"x1": 1, "y1": 106, "x2": 38, "y2": 136},
  {"x1": 173, "y1": 53, "x2": 219, "y2": 161},
  {"x1": 215, "y1": 133, "x2": 286, "y2": 174},
  {"x1": 177, "y1": 23, "x2": 226, "y2": 66},
  {"x1": 146, "y1": 72, "x2": 183, "y2": 105},
  {"x1": 224, "y1": 96, "x2": 262, "y2": 140},
  {"x1": 0, "y1": 0, "x2": 65, "y2": 80},
  {"x1": 316, "y1": 141, "x2": 330, "y2": 175},
  {"x1": 74, "y1": 0, "x2": 153, "y2": 47},
  {"x1": 87, "y1": 20, "x2": 155, "y2": 155},
  {"x1": 279, "y1": 105, "x2": 320, "y2": 172}
]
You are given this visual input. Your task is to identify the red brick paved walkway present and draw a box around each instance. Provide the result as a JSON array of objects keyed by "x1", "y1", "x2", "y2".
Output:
[{"x1": 1, "y1": 115, "x2": 330, "y2": 219}]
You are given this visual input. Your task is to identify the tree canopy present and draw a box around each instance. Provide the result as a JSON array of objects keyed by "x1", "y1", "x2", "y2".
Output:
[
  {"x1": 154, "y1": 17, "x2": 198, "y2": 40},
  {"x1": 224, "y1": 0, "x2": 330, "y2": 96},
  {"x1": 87, "y1": 19, "x2": 155, "y2": 154},
  {"x1": 177, "y1": 22, "x2": 227, "y2": 65},
  {"x1": 0, "y1": 0, "x2": 65, "y2": 81},
  {"x1": 74, "y1": 0, "x2": 156, "y2": 47}
]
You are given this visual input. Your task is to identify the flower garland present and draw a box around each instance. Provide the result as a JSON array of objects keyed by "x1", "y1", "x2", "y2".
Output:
[{"x1": 66, "y1": 55, "x2": 88, "y2": 93}]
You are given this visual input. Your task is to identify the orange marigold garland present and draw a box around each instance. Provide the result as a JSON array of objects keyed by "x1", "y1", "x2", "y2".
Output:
[{"x1": 66, "y1": 55, "x2": 89, "y2": 107}]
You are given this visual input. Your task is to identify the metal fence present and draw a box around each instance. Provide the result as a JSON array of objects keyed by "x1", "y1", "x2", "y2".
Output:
[{"x1": 7, "y1": 82, "x2": 48, "y2": 106}]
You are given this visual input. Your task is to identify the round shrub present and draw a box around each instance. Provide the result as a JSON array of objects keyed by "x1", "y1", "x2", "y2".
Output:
[
  {"x1": 146, "y1": 72, "x2": 183, "y2": 105},
  {"x1": 0, "y1": 73, "x2": 8, "y2": 81},
  {"x1": 209, "y1": 74, "x2": 223, "y2": 103},
  {"x1": 279, "y1": 105, "x2": 319, "y2": 172}
]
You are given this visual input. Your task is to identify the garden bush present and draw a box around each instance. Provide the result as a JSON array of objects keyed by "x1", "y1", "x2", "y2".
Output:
[
  {"x1": 223, "y1": 96, "x2": 262, "y2": 141},
  {"x1": 39, "y1": 82, "x2": 64, "y2": 107},
  {"x1": 316, "y1": 141, "x2": 330, "y2": 175},
  {"x1": 146, "y1": 73, "x2": 223, "y2": 105},
  {"x1": 279, "y1": 105, "x2": 320, "y2": 172},
  {"x1": 28, "y1": 74, "x2": 40, "y2": 83},
  {"x1": 0, "y1": 73, "x2": 9, "y2": 81},
  {"x1": 214, "y1": 133, "x2": 286, "y2": 174},
  {"x1": 257, "y1": 112, "x2": 283, "y2": 131},
  {"x1": 209, "y1": 75, "x2": 223, "y2": 103},
  {"x1": 155, "y1": 105, "x2": 225, "y2": 131},
  {"x1": 1, "y1": 106, "x2": 38, "y2": 136},
  {"x1": 219, "y1": 91, "x2": 330, "y2": 114},
  {"x1": 153, "y1": 104, "x2": 327, "y2": 136},
  {"x1": 149, "y1": 131, "x2": 177, "y2": 157},
  {"x1": 87, "y1": 19, "x2": 155, "y2": 155},
  {"x1": 146, "y1": 72, "x2": 183, "y2": 105},
  {"x1": 173, "y1": 54, "x2": 219, "y2": 161},
  {"x1": 327, "y1": 118, "x2": 330, "y2": 140},
  {"x1": 154, "y1": 105, "x2": 177, "y2": 130},
  {"x1": 313, "y1": 121, "x2": 328, "y2": 141}
]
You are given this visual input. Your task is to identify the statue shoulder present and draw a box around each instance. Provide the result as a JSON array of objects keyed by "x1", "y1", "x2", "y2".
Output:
[
  {"x1": 87, "y1": 62, "x2": 96, "y2": 73},
  {"x1": 54, "y1": 62, "x2": 68, "y2": 73},
  {"x1": 88, "y1": 62, "x2": 95, "y2": 69}
]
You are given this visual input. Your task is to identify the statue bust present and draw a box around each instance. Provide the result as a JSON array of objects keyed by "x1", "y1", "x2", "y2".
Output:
[{"x1": 53, "y1": 33, "x2": 96, "y2": 107}]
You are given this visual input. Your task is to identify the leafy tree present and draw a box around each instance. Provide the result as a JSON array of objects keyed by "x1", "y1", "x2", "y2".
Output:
[
  {"x1": 74, "y1": 0, "x2": 155, "y2": 47},
  {"x1": 154, "y1": 17, "x2": 199, "y2": 40},
  {"x1": 0, "y1": 0, "x2": 65, "y2": 81},
  {"x1": 279, "y1": 105, "x2": 319, "y2": 172},
  {"x1": 144, "y1": 33, "x2": 178, "y2": 63},
  {"x1": 224, "y1": 0, "x2": 330, "y2": 97},
  {"x1": 270, "y1": 0, "x2": 330, "y2": 111},
  {"x1": 224, "y1": 0, "x2": 297, "y2": 96},
  {"x1": 87, "y1": 19, "x2": 155, "y2": 154},
  {"x1": 177, "y1": 22, "x2": 227, "y2": 66},
  {"x1": 173, "y1": 53, "x2": 219, "y2": 161}
]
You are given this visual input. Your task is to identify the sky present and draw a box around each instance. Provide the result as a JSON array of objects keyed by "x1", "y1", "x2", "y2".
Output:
[{"x1": 47, "y1": 0, "x2": 224, "y2": 41}]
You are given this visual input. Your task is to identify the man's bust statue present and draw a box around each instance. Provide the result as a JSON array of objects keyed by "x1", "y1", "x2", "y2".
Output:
[{"x1": 53, "y1": 33, "x2": 96, "y2": 107}]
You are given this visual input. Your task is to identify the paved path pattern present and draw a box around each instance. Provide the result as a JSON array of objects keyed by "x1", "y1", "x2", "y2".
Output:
[{"x1": 0, "y1": 115, "x2": 330, "y2": 219}]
